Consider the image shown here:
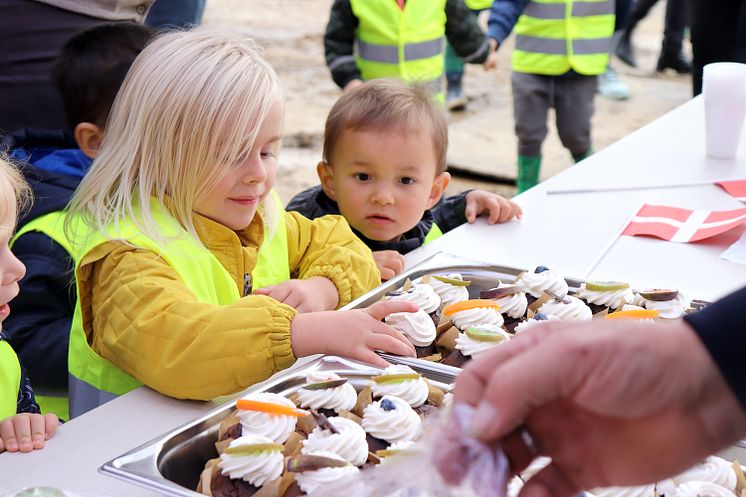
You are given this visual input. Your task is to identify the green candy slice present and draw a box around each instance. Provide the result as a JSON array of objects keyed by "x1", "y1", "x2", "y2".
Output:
[
  {"x1": 432, "y1": 275, "x2": 471, "y2": 287},
  {"x1": 223, "y1": 443, "x2": 284, "y2": 456},
  {"x1": 585, "y1": 281, "x2": 630, "y2": 292},
  {"x1": 373, "y1": 373, "x2": 421, "y2": 384},
  {"x1": 465, "y1": 327, "x2": 507, "y2": 343}
]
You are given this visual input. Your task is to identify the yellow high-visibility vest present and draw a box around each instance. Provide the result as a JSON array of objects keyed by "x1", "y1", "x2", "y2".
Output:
[
  {"x1": 0, "y1": 340, "x2": 21, "y2": 419},
  {"x1": 466, "y1": 0, "x2": 494, "y2": 10}
]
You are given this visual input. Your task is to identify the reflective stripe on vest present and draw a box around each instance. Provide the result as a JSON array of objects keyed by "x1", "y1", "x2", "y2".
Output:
[
  {"x1": 466, "y1": 0, "x2": 494, "y2": 10},
  {"x1": 424, "y1": 223, "x2": 443, "y2": 244},
  {"x1": 68, "y1": 192, "x2": 290, "y2": 418},
  {"x1": 350, "y1": 0, "x2": 447, "y2": 100},
  {"x1": 0, "y1": 340, "x2": 21, "y2": 419},
  {"x1": 512, "y1": 0, "x2": 614, "y2": 76}
]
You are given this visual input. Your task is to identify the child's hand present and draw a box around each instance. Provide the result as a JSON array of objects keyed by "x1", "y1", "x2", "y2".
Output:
[
  {"x1": 290, "y1": 300, "x2": 418, "y2": 367},
  {"x1": 0, "y1": 413, "x2": 58, "y2": 453},
  {"x1": 373, "y1": 250, "x2": 405, "y2": 281},
  {"x1": 465, "y1": 190, "x2": 523, "y2": 224},
  {"x1": 483, "y1": 38, "x2": 499, "y2": 70},
  {"x1": 344, "y1": 79, "x2": 363, "y2": 92},
  {"x1": 255, "y1": 276, "x2": 339, "y2": 313}
]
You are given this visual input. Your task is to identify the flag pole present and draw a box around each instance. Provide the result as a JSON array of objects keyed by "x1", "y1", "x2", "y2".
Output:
[
  {"x1": 583, "y1": 207, "x2": 641, "y2": 280},
  {"x1": 546, "y1": 178, "x2": 746, "y2": 195}
]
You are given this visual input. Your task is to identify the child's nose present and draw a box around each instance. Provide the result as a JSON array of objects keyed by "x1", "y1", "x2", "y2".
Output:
[
  {"x1": 4, "y1": 251, "x2": 26, "y2": 285},
  {"x1": 370, "y1": 185, "x2": 394, "y2": 206},
  {"x1": 241, "y1": 155, "x2": 268, "y2": 184}
]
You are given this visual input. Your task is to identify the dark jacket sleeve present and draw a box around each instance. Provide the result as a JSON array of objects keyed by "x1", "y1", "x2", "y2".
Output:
[
  {"x1": 684, "y1": 286, "x2": 746, "y2": 411},
  {"x1": 286, "y1": 185, "x2": 339, "y2": 221},
  {"x1": 444, "y1": 0, "x2": 491, "y2": 63},
  {"x1": 487, "y1": 0, "x2": 530, "y2": 45},
  {"x1": 325, "y1": 0, "x2": 361, "y2": 89},
  {"x1": 5, "y1": 232, "x2": 75, "y2": 391},
  {"x1": 17, "y1": 364, "x2": 40, "y2": 415},
  {"x1": 431, "y1": 190, "x2": 472, "y2": 234}
]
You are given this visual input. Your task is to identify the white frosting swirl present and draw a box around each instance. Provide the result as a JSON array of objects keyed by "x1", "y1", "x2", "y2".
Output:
[
  {"x1": 590, "y1": 485, "x2": 656, "y2": 497},
  {"x1": 576, "y1": 284, "x2": 635, "y2": 310},
  {"x1": 493, "y1": 282, "x2": 529, "y2": 319},
  {"x1": 386, "y1": 283, "x2": 440, "y2": 314},
  {"x1": 425, "y1": 273, "x2": 470, "y2": 309},
  {"x1": 674, "y1": 481, "x2": 736, "y2": 497},
  {"x1": 362, "y1": 395, "x2": 422, "y2": 444},
  {"x1": 295, "y1": 372, "x2": 357, "y2": 413},
  {"x1": 455, "y1": 324, "x2": 511, "y2": 357},
  {"x1": 238, "y1": 392, "x2": 297, "y2": 444},
  {"x1": 515, "y1": 267, "x2": 569, "y2": 298},
  {"x1": 301, "y1": 416, "x2": 369, "y2": 467},
  {"x1": 441, "y1": 392, "x2": 454, "y2": 411},
  {"x1": 451, "y1": 306, "x2": 504, "y2": 330},
  {"x1": 384, "y1": 309, "x2": 436, "y2": 347},
  {"x1": 293, "y1": 450, "x2": 359, "y2": 494},
  {"x1": 371, "y1": 365, "x2": 429, "y2": 408},
  {"x1": 219, "y1": 434, "x2": 284, "y2": 487},
  {"x1": 642, "y1": 293, "x2": 690, "y2": 319},
  {"x1": 538, "y1": 295, "x2": 593, "y2": 321},
  {"x1": 672, "y1": 457, "x2": 737, "y2": 491},
  {"x1": 514, "y1": 315, "x2": 561, "y2": 333}
]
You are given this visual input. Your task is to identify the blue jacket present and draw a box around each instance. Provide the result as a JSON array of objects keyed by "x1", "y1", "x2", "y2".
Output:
[{"x1": 1, "y1": 129, "x2": 92, "y2": 392}]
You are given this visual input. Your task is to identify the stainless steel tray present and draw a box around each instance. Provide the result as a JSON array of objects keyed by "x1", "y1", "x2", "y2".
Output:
[{"x1": 99, "y1": 355, "x2": 456, "y2": 497}]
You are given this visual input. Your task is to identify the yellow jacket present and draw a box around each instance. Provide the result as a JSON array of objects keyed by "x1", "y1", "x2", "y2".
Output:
[{"x1": 75, "y1": 210, "x2": 379, "y2": 400}]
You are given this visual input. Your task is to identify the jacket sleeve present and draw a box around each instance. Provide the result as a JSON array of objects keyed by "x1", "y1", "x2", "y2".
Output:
[
  {"x1": 684, "y1": 285, "x2": 746, "y2": 411},
  {"x1": 285, "y1": 211, "x2": 380, "y2": 306},
  {"x1": 487, "y1": 0, "x2": 530, "y2": 44},
  {"x1": 16, "y1": 364, "x2": 40, "y2": 415},
  {"x1": 431, "y1": 190, "x2": 472, "y2": 234},
  {"x1": 444, "y1": 0, "x2": 491, "y2": 63},
  {"x1": 81, "y1": 243, "x2": 298, "y2": 401},
  {"x1": 325, "y1": 0, "x2": 361, "y2": 89},
  {"x1": 4, "y1": 232, "x2": 75, "y2": 391}
]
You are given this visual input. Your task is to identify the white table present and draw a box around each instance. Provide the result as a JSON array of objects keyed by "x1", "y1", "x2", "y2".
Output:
[
  {"x1": 406, "y1": 96, "x2": 746, "y2": 302},
  {"x1": 2, "y1": 96, "x2": 746, "y2": 495}
]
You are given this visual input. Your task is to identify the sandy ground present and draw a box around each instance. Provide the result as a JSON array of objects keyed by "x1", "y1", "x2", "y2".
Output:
[{"x1": 202, "y1": 0, "x2": 693, "y2": 202}]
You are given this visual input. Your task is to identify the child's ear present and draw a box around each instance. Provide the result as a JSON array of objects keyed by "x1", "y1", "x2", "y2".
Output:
[
  {"x1": 427, "y1": 172, "x2": 450, "y2": 209},
  {"x1": 74, "y1": 122, "x2": 104, "y2": 159},
  {"x1": 317, "y1": 161, "x2": 338, "y2": 201}
]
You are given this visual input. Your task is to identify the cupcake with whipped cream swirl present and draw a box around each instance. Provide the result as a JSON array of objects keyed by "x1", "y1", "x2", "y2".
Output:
[
  {"x1": 386, "y1": 283, "x2": 441, "y2": 318},
  {"x1": 237, "y1": 392, "x2": 298, "y2": 444},
  {"x1": 515, "y1": 266, "x2": 569, "y2": 299},
  {"x1": 514, "y1": 313, "x2": 560, "y2": 333},
  {"x1": 384, "y1": 308, "x2": 437, "y2": 356},
  {"x1": 295, "y1": 372, "x2": 357, "y2": 415},
  {"x1": 576, "y1": 281, "x2": 635, "y2": 312},
  {"x1": 371, "y1": 365, "x2": 429, "y2": 408},
  {"x1": 638, "y1": 289, "x2": 690, "y2": 319},
  {"x1": 292, "y1": 451, "x2": 359, "y2": 494},
  {"x1": 301, "y1": 416, "x2": 369, "y2": 467},
  {"x1": 218, "y1": 434, "x2": 284, "y2": 488},
  {"x1": 671, "y1": 456, "x2": 737, "y2": 491},
  {"x1": 362, "y1": 395, "x2": 422, "y2": 444},
  {"x1": 424, "y1": 273, "x2": 471, "y2": 309},
  {"x1": 493, "y1": 283, "x2": 529, "y2": 320},
  {"x1": 443, "y1": 299, "x2": 504, "y2": 331},
  {"x1": 455, "y1": 324, "x2": 511, "y2": 359},
  {"x1": 674, "y1": 481, "x2": 735, "y2": 497},
  {"x1": 538, "y1": 295, "x2": 592, "y2": 321}
]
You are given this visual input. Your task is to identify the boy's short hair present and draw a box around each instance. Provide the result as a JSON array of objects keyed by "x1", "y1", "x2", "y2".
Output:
[
  {"x1": 323, "y1": 79, "x2": 449, "y2": 174},
  {"x1": 51, "y1": 22, "x2": 154, "y2": 128}
]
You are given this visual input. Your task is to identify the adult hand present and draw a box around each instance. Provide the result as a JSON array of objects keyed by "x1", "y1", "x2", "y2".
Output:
[
  {"x1": 0, "y1": 413, "x2": 59, "y2": 453},
  {"x1": 484, "y1": 38, "x2": 499, "y2": 70},
  {"x1": 373, "y1": 250, "x2": 405, "y2": 281},
  {"x1": 465, "y1": 190, "x2": 523, "y2": 224},
  {"x1": 343, "y1": 79, "x2": 364, "y2": 92},
  {"x1": 436, "y1": 319, "x2": 746, "y2": 497},
  {"x1": 255, "y1": 276, "x2": 339, "y2": 313}
]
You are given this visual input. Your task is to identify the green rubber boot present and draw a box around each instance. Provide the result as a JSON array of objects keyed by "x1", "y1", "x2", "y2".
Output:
[
  {"x1": 572, "y1": 149, "x2": 592, "y2": 163},
  {"x1": 517, "y1": 155, "x2": 541, "y2": 193}
]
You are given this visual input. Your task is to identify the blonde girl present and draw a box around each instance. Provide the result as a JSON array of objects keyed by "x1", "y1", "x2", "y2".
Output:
[
  {"x1": 0, "y1": 156, "x2": 59, "y2": 452},
  {"x1": 65, "y1": 29, "x2": 415, "y2": 418}
]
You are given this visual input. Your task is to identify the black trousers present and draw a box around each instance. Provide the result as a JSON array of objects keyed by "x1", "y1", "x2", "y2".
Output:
[
  {"x1": 690, "y1": 0, "x2": 746, "y2": 95},
  {"x1": 627, "y1": 0, "x2": 688, "y2": 56},
  {"x1": 0, "y1": 0, "x2": 102, "y2": 134}
]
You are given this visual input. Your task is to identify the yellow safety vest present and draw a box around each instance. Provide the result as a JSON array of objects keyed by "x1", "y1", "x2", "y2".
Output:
[
  {"x1": 466, "y1": 0, "x2": 494, "y2": 10},
  {"x1": 11, "y1": 211, "x2": 73, "y2": 420},
  {"x1": 512, "y1": 0, "x2": 614, "y2": 76},
  {"x1": 0, "y1": 340, "x2": 21, "y2": 419},
  {"x1": 424, "y1": 223, "x2": 443, "y2": 244},
  {"x1": 350, "y1": 0, "x2": 447, "y2": 100},
  {"x1": 67, "y1": 192, "x2": 290, "y2": 418}
]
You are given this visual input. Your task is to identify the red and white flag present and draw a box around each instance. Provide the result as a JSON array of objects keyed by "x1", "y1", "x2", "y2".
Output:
[
  {"x1": 622, "y1": 204, "x2": 746, "y2": 242},
  {"x1": 717, "y1": 180, "x2": 746, "y2": 203}
]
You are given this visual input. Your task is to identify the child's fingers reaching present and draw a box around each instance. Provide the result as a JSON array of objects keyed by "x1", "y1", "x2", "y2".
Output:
[
  {"x1": 44, "y1": 413, "x2": 59, "y2": 441},
  {"x1": 364, "y1": 300, "x2": 418, "y2": 320},
  {"x1": 379, "y1": 266, "x2": 397, "y2": 281},
  {"x1": 369, "y1": 322, "x2": 416, "y2": 355},
  {"x1": 29, "y1": 414, "x2": 47, "y2": 449},
  {"x1": 356, "y1": 349, "x2": 391, "y2": 368},
  {"x1": 8, "y1": 414, "x2": 31, "y2": 452},
  {"x1": 465, "y1": 203, "x2": 477, "y2": 223},
  {"x1": 369, "y1": 332, "x2": 416, "y2": 358}
]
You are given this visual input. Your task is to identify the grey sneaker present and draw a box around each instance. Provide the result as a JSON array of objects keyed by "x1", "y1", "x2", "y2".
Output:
[
  {"x1": 598, "y1": 67, "x2": 630, "y2": 101},
  {"x1": 446, "y1": 83, "x2": 467, "y2": 111}
]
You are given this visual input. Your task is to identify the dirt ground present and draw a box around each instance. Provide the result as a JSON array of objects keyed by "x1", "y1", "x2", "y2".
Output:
[{"x1": 202, "y1": 0, "x2": 693, "y2": 202}]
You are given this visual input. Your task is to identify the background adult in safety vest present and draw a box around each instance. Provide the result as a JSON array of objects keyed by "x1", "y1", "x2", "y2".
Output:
[
  {"x1": 324, "y1": 0, "x2": 498, "y2": 101},
  {"x1": 486, "y1": 0, "x2": 614, "y2": 193}
]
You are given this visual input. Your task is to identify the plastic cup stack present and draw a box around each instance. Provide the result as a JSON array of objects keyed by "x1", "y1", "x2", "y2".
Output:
[{"x1": 703, "y1": 62, "x2": 746, "y2": 159}]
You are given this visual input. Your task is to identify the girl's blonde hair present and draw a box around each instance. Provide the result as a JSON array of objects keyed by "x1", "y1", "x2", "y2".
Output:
[
  {"x1": 0, "y1": 155, "x2": 32, "y2": 231},
  {"x1": 67, "y1": 29, "x2": 282, "y2": 245}
]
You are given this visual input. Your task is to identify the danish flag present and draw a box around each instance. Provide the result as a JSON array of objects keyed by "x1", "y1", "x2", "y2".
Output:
[
  {"x1": 717, "y1": 180, "x2": 746, "y2": 203},
  {"x1": 622, "y1": 204, "x2": 746, "y2": 242}
]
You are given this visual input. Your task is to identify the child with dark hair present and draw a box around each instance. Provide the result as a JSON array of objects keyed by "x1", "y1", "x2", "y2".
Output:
[{"x1": 0, "y1": 22, "x2": 154, "y2": 420}]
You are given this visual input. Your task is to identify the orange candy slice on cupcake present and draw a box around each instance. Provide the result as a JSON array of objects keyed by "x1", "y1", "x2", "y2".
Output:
[{"x1": 442, "y1": 299, "x2": 501, "y2": 317}]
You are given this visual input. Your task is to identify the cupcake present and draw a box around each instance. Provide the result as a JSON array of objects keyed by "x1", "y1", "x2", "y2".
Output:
[
  {"x1": 671, "y1": 456, "x2": 737, "y2": 491},
  {"x1": 211, "y1": 434, "x2": 285, "y2": 493},
  {"x1": 575, "y1": 281, "x2": 635, "y2": 313},
  {"x1": 481, "y1": 282, "x2": 528, "y2": 321},
  {"x1": 605, "y1": 308, "x2": 660, "y2": 322},
  {"x1": 370, "y1": 365, "x2": 429, "y2": 408},
  {"x1": 385, "y1": 283, "x2": 441, "y2": 324},
  {"x1": 384, "y1": 309, "x2": 437, "y2": 357},
  {"x1": 295, "y1": 372, "x2": 358, "y2": 416},
  {"x1": 301, "y1": 416, "x2": 369, "y2": 467},
  {"x1": 236, "y1": 392, "x2": 299, "y2": 444},
  {"x1": 637, "y1": 289, "x2": 690, "y2": 319},
  {"x1": 514, "y1": 313, "x2": 560, "y2": 333},
  {"x1": 515, "y1": 266, "x2": 569, "y2": 300},
  {"x1": 423, "y1": 273, "x2": 471, "y2": 309},
  {"x1": 449, "y1": 324, "x2": 511, "y2": 366},
  {"x1": 674, "y1": 481, "x2": 735, "y2": 497},
  {"x1": 362, "y1": 395, "x2": 422, "y2": 445},
  {"x1": 443, "y1": 299, "x2": 504, "y2": 330},
  {"x1": 537, "y1": 295, "x2": 592, "y2": 321},
  {"x1": 290, "y1": 451, "x2": 359, "y2": 494}
]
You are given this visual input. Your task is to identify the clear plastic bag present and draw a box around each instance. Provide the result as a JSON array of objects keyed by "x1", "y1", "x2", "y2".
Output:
[{"x1": 306, "y1": 404, "x2": 510, "y2": 497}]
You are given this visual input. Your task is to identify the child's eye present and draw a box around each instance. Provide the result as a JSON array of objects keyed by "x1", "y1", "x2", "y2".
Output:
[
  {"x1": 400, "y1": 177, "x2": 416, "y2": 185},
  {"x1": 260, "y1": 151, "x2": 277, "y2": 159},
  {"x1": 354, "y1": 173, "x2": 370, "y2": 181}
]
